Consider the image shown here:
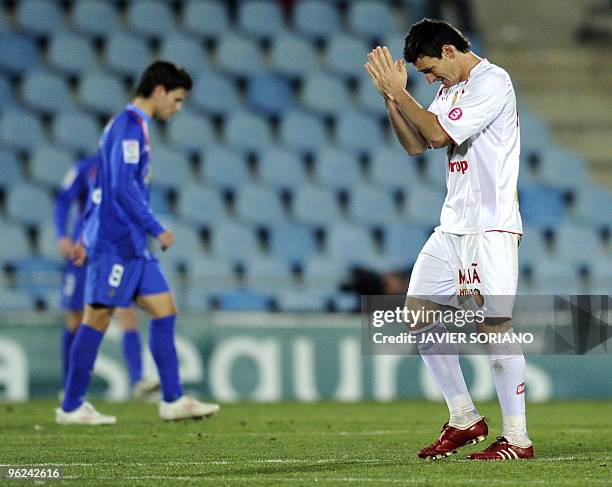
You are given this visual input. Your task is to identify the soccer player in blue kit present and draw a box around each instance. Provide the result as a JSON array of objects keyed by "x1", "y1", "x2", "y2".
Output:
[
  {"x1": 55, "y1": 154, "x2": 159, "y2": 399},
  {"x1": 56, "y1": 61, "x2": 220, "y2": 425}
]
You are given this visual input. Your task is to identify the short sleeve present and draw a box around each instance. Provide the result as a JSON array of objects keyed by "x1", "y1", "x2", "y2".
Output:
[
  {"x1": 436, "y1": 73, "x2": 507, "y2": 146},
  {"x1": 427, "y1": 87, "x2": 445, "y2": 116}
]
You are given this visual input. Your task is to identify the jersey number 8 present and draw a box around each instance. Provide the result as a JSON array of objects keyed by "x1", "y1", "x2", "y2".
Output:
[{"x1": 108, "y1": 264, "x2": 125, "y2": 287}]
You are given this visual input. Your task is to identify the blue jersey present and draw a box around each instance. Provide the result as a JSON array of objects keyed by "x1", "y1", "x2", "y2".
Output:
[
  {"x1": 54, "y1": 155, "x2": 98, "y2": 242},
  {"x1": 83, "y1": 104, "x2": 165, "y2": 258}
]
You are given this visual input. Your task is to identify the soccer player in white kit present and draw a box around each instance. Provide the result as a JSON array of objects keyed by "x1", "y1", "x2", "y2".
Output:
[{"x1": 365, "y1": 19, "x2": 534, "y2": 460}]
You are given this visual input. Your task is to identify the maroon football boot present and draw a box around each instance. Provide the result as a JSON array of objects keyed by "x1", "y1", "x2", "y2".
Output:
[
  {"x1": 418, "y1": 417, "x2": 488, "y2": 459},
  {"x1": 467, "y1": 436, "x2": 534, "y2": 460}
]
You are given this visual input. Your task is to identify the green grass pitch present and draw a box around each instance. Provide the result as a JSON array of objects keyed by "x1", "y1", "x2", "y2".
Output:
[{"x1": 0, "y1": 400, "x2": 610, "y2": 485}]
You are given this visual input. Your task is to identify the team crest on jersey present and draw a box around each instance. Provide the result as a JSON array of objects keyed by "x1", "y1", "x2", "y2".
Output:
[
  {"x1": 448, "y1": 107, "x2": 463, "y2": 121},
  {"x1": 122, "y1": 139, "x2": 140, "y2": 163}
]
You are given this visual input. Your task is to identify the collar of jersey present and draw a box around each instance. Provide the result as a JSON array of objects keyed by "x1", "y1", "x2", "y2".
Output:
[{"x1": 126, "y1": 104, "x2": 151, "y2": 123}]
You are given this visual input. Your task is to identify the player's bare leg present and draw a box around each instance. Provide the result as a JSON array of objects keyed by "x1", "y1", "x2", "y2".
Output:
[
  {"x1": 406, "y1": 297, "x2": 487, "y2": 459},
  {"x1": 136, "y1": 292, "x2": 219, "y2": 421}
]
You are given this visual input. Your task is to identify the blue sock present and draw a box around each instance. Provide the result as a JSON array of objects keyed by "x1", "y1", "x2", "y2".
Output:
[
  {"x1": 61, "y1": 328, "x2": 76, "y2": 390},
  {"x1": 61, "y1": 324, "x2": 104, "y2": 412},
  {"x1": 122, "y1": 330, "x2": 143, "y2": 386},
  {"x1": 149, "y1": 315, "x2": 182, "y2": 402}
]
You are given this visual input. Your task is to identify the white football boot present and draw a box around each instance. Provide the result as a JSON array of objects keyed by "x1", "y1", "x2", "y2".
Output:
[
  {"x1": 132, "y1": 378, "x2": 161, "y2": 400},
  {"x1": 159, "y1": 395, "x2": 220, "y2": 421},
  {"x1": 55, "y1": 402, "x2": 117, "y2": 425}
]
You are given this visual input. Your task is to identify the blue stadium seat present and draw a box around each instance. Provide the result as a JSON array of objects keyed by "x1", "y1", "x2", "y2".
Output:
[
  {"x1": 276, "y1": 290, "x2": 328, "y2": 312},
  {"x1": 78, "y1": 71, "x2": 126, "y2": 114},
  {"x1": 529, "y1": 258, "x2": 582, "y2": 293},
  {"x1": 37, "y1": 223, "x2": 58, "y2": 260},
  {"x1": 585, "y1": 257, "x2": 612, "y2": 291},
  {"x1": 150, "y1": 144, "x2": 194, "y2": 190},
  {"x1": 335, "y1": 111, "x2": 384, "y2": 153},
  {"x1": 356, "y1": 71, "x2": 389, "y2": 117},
  {"x1": 0, "y1": 289, "x2": 33, "y2": 309},
  {"x1": 412, "y1": 76, "x2": 441, "y2": 106},
  {"x1": 258, "y1": 146, "x2": 307, "y2": 191},
  {"x1": 519, "y1": 185, "x2": 565, "y2": 226},
  {"x1": 53, "y1": 110, "x2": 99, "y2": 152},
  {"x1": 71, "y1": 0, "x2": 119, "y2": 37},
  {"x1": 348, "y1": 184, "x2": 399, "y2": 226},
  {"x1": 0, "y1": 74, "x2": 14, "y2": 110},
  {"x1": 126, "y1": 0, "x2": 174, "y2": 38},
  {"x1": 22, "y1": 70, "x2": 73, "y2": 113},
  {"x1": 157, "y1": 217, "x2": 205, "y2": 265},
  {"x1": 294, "y1": 0, "x2": 341, "y2": 40},
  {"x1": 536, "y1": 147, "x2": 589, "y2": 189},
  {"x1": 12, "y1": 257, "x2": 62, "y2": 294},
  {"x1": 269, "y1": 222, "x2": 317, "y2": 264},
  {"x1": 573, "y1": 185, "x2": 612, "y2": 226},
  {"x1": 0, "y1": 149, "x2": 22, "y2": 189},
  {"x1": 201, "y1": 146, "x2": 249, "y2": 190},
  {"x1": 519, "y1": 108, "x2": 551, "y2": 157},
  {"x1": 177, "y1": 185, "x2": 227, "y2": 226},
  {"x1": 225, "y1": 111, "x2": 272, "y2": 153},
  {"x1": 269, "y1": 34, "x2": 319, "y2": 78},
  {"x1": 235, "y1": 185, "x2": 286, "y2": 226},
  {"x1": 384, "y1": 225, "x2": 429, "y2": 264},
  {"x1": 0, "y1": 33, "x2": 40, "y2": 75},
  {"x1": 105, "y1": 32, "x2": 151, "y2": 79},
  {"x1": 325, "y1": 34, "x2": 370, "y2": 79},
  {"x1": 17, "y1": 0, "x2": 63, "y2": 37},
  {"x1": 348, "y1": 0, "x2": 393, "y2": 39},
  {"x1": 422, "y1": 147, "x2": 448, "y2": 189},
  {"x1": 247, "y1": 74, "x2": 294, "y2": 115},
  {"x1": 326, "y1": 223, "x2": 378, "y2": 266},
  {"x1": 216, "y1": 34, "x2": 265, "y2": 77},
  {"x1": 331, "y1": 292, "x2": 359, "y2": 312},
  {"x1": 159, "y1": 33, "x2": 207, "y2": 75},
  {"x1": 314, "y1": 147, "x2": 362, "y2": 191},
  {"x1": 383, "y1": 33, "x2": 406, "y2": 60},
  {"x1": 149, "y1": 185, "x2": 172, "y2": 216},
  {"x1": 552, "y1": 223, "x2": 601, "y2": 264},
  {"x1": 6, "y1": 183, "x2": 53, "y2": 227},
  {"x1": 301, "y1": 71, "x2": 351, "y2": 116},
  {"x1": 165, "y1": 110, "x2": 215, "y2": 154},
  {"x1": 188, "y1": 256, "x2": 237, "y2": 292},
  {"x1": 518, "y1": 226, "x2": 550, "y2": 267},
  {"x1": 29, "y1": 144, "x2": 73, "y2": 188},
  {"x1": 0, "y1": 108, "x2": 45, "y2": 151},
  {"x1": 404, "y1": 186, "x2": 446, "y2": 227},
  {"x1": 302, "y1": 256, "x2": 348, "y2": 293},
  {"x1": 182, "y1": 0, "x2": 230, "y2": 40},
  {"x1": 191, "y1": 70, "x2": 241, "y2": 115},
  {"x1": 210, "y1": 221, "x2": 260, "y2": 260},
  {"x1": 280, "y1": 110, "x2": 326, "y2": 154},
  {"x1": 293, "y1": 184, "x2": 343, "y2": 226},
  {"x1": 217, "y1": 289, "x2": 271, "y2": 311},
  {"x1": 244, "y1": 257, "x2": 294, "y2": 292},
  {"x1": 238, "y1": 0, "x2": 285, "y2": 40},
  {"x1": 369, "y1": 147, "x2": 420, "y2": 191},
  {"x1": 48, "y1": 32, "x2": 97, "y2": 76},
  {"x1": 0, "y1": 220, "x2": 31, "y2": 262}
]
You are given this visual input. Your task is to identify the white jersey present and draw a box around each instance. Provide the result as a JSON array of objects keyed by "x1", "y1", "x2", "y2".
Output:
[{"x1": 428, "y1": 58, "x2": 522, "y2": 235}]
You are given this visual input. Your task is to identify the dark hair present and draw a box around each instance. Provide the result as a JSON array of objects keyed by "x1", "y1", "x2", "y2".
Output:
[
  {"x1": 403, "y1": 18, "x2": 470, "y2": 63},
  {"x1": 134, "y1": 60, "x2": 192, "y2": 98}
]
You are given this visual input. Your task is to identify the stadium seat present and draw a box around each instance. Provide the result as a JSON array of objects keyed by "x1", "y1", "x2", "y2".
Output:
[
  {"x1": 422, "y1": 147, "x2": 449, "y2": 189},
  {"x1": 518, "y1": 226, "x2": 550, "y2": 267},
  {"x1": 325, "y1": 223, "x2": 378, "y2": 265},
  {"x1": 210, "y1": 221, "x2": 260, "y2": 260},
  {"x1": 269, "y1": 34, "x2": 319, "y2": 78},
  {"x1": 292, "y1": 184, "x2": 343, "y2": 226},
  {"x1": 0, "y1": 289, "x2": 33, "y2": 310},
  {"x1": 529, "y1": 258, "x2": 583, "y2": 293},
  {"x1": 190, "y1": 70, "x2": 241, "y2": 115},
  {"x1": 585, "y1": 257, "x2": 612, "y2": 291},
  {"x1": 71, "y1": 0, "x2": 119, "y2": 37},
  {"x1": 325, "y1": 34, "x2": 371, "y2": 79},
  {"x1": 275, "y1": 290, "x2": 329, "y2": 312},
  {"x1": 280, "y1": 110, "x2": 327, "y2": 154},
  {"x1": 105, "y1": 32, "x2": 151, "y2": 79},
  {"x1": 301, "y1": 256, "x2": 348, "y2": 293},
  {"x1": 294, "y1": 0, "x2": 341, "y2": 40},
  {"x1": 331, "y1": 292, "x2": 360, "y2": 312},
  {"x1": 0, "y1": 33, "x2": 40, "y2": 75},
  {"x1": 182, "y1": 0, "x2": 230, "y2": 40},
  {"x1": 257, "y1": 146, "x2": 307, "y2": 191},
  {"x1": 37, "y1": 223, "x2": 58, "y2": 260},
  {"x1": 247, "y1": 74, "x2": 294, "y2": 115},
  {"x1": 404, "y1": 186, "x2": 446, "y2": 227},
  {"x1": 157, "y1": 217, "x2": 205, "y2": 265},
  {"x1": 165, "y1": 110, "x2": 215, "y2": 154},
  {"x1": 235, "y1": 185, "x2": 286, "y2": 226},
  {"x1": 552, "y1": 223, "x2": 602, "y2": 264},
  {"x1": 225, "y1": 111, "x2": 272, "y2": 153},
  {"x1": 159, "y1": 33, "x2": 207, "y2": 75},
  {"x1": 238, "y1": 0, "x2": 285, "y2": 41},
  {"x1": 301, "y1": 71, "x2": 351, "y2": 116},
  {"x1": 335, "y1": 111, "x2": 384, "y2": 154},
  {"x1": 126, "y1": 0, "x2": 174, "y2": 39},
  {"x1": 356, "y1": 71, "x2": 389, "y2": 117},
  {"x1": 383, "y1": 225, "x2": 429, "y2": 264},
  {"x1": 150, "y1": 144, "x2": 194, "y2": 190},
  {"x1": 188, "y1": 256, "x2": 237, "y2": 292},
  {"x1": 149, "y1": 185, "x2": 172, "y2": 216},
  {"x1": 369, "y1": 147, "x2": 420, "y2": 191},
  {"x1": 412, "y1": 76, "x2": 441, "y2": 106},
  {"x1": 0, "y1": 149, "x2": 23, "y2": 189},
  {"x1": 244, "y1": 257, "x2": 294, "y2": 292},
  {"x1": 348, "y1": 0, "x2": 393, "y2": 39},
  {"x1": 348, "y1": 184, "x2": 400, "y2": 226},
  {"x1": 314, "y1": 147, "x2": 362, "y2": 191},
  {"x1": 383, "y1": 33, "x2": 406, "y2": 60},
  {"x1": 177, "y1": 185, "x2": 227, "y2": 226},
  {"x1": 201, "y1": 146, "x2": 249, "y2": 190},
  {"x1": 29, "y1": 144, "x2": 74, "y2": 188},
  {"x1": 216, "y1": 289, "x2": 272, "y2": 311},
  {"x1": 519, "y1": 108, "x2": 551, "y2": 157},
  {"x1": 215, "y1": 34, "x2": 265, "y2": 77},
  {"x1": 53, "y1": 110, "x2": 100, "y2": 153},
  {"x1": 78, "y1": 71, "x2": 126, "y2": 114},
  {"x1": 519, "y1": 185, "x2": 566, "y2": 227},
  {"x1": 0, "y1": 74, "x2": 13, "y2": 110},
  {"x1": 6, "y1": 183, "x2": 53, "y2": 227},
  {"x1": 572, "y1": 185, "x2": 612, "y2": 226},
  {"x1": 48, "y1": 32, "x2": 97, "y2": 76},
  {"x1": 16, "y1": 0, "x2": 63, "y2": 37},
  {"x1": 0, "y1": 108, "x2": 45, "y2": 151},
  {"x1": 536, "y1": 147, "x2": 589, "y2": 189},
  {"x1": 12, "y1": 257, "x2": 62, "y2": 294},
  {"x1": 0, "y1": 220, "x2": 31, "y2": 262},
  {"x1": 269, "y1": 221, "x2": 317, "y2": 264},
  {"x1": 22, "y1": 70, "x2": 73, "y2": 113}
]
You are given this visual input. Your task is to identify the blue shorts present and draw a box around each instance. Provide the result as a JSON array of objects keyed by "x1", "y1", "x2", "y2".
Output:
[
  {"x1": 84, "y1": 252, "x2": 170, "y2": 308},
  {"x1": 61, "y1": 261, "x2": 87, "y2": 311}
]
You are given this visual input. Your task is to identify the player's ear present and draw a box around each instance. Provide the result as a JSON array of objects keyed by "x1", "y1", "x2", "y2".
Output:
[{"x1": 441, "y1": 45, "x2": 455, "y2": 60}]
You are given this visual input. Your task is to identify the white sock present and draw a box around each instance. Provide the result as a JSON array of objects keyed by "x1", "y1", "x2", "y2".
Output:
[
  {"x1": 414, "y1": 322, "x2": 480, "y2": 428},
  {"x1": 486, "y1": 329, "x2": 531, "y2": 447}
]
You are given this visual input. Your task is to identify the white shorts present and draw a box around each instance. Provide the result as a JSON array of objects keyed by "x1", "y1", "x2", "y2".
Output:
[{"x1": 406, "y1": 230, "x2": 520, "y2": 318}]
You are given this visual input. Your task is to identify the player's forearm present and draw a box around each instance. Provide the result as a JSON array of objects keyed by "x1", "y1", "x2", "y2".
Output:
[
  {"x1": 386, "y1": 100, "x2": 429, "y2": 155},
  {"x1": 392, "y1": 89, "x2": 449, "y2": 148}
]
